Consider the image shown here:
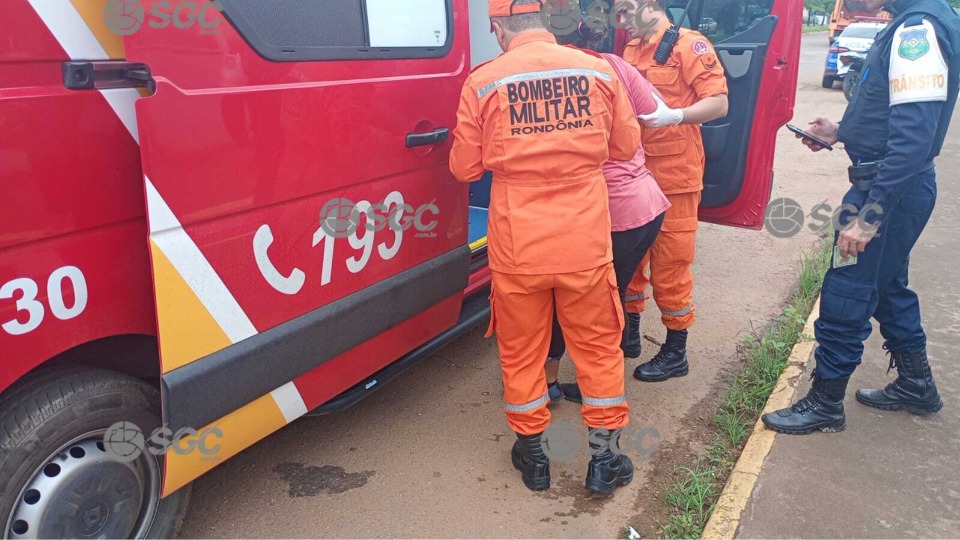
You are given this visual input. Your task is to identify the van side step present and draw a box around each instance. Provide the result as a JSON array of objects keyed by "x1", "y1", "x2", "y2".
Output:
[{"x1": 308, "y1": 287, "x2": 491, "y2": 415}]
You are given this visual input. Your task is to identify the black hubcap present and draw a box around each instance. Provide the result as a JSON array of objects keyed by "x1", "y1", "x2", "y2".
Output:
[{"x1": 5, "y1": 433, "x2": 161, "y2": 539}]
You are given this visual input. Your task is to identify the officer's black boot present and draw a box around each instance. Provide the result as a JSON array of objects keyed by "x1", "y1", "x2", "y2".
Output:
[
  {"x1": 634, "y1": 329, "x2": 689, "y2": 382},
  {"x1": 511, "y1": 433, "x2": 550, "y2": 491},
  {"x1": 623, "y1": 313, "x2": 643, "y2": 359},
  {"x1": 856, "y1": 350, "x2": 944, "y2": 414},
  {"x1": 762, "y1": 371, "x2": 848, "y2": 435},
  {"x1": 585, "y1": 428, "x2": 634, "y2": 496}
]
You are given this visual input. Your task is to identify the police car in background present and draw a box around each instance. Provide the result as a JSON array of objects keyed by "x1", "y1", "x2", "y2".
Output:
[
  {"x1": 838, "y1": 22, "x2": 888, "y2": 98},
  {"x1": 824, "y1": 39, "x2": 841, "y2": 87},
  {"x1": 823, "y1": 22, "x2": 887, "y2": 88}
]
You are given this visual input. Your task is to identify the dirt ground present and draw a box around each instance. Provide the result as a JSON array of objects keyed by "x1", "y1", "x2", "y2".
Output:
[{"x1": 180, "y1": 33, "x2": 854, "y2": 538}]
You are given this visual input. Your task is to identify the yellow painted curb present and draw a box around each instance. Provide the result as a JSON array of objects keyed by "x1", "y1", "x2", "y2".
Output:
[{"x1": 700, "y1": 298, "x2": 821, "y2": 540}]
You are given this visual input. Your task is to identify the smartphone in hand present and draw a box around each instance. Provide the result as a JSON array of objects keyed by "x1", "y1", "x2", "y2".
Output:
[{"x1": 786, "y1": 123, "x2": 834, "y2": 151}]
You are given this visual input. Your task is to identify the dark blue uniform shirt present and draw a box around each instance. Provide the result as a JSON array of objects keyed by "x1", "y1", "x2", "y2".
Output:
[{"x1": 838, "y1": 0, "x2": 959, "y2": 219}]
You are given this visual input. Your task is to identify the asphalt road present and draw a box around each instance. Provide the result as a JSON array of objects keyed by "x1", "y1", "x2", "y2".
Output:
[{"x1": 179, "y1": 32, "x2": 855, "y2": 538}]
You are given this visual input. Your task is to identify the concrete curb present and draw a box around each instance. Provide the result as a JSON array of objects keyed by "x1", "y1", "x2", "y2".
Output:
[{"x1": 700, "y1": 297, "x2": 821, "y2": 540}]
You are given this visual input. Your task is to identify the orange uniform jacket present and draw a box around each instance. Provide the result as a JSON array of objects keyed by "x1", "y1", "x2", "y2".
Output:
[
  {"x1": 450, "y1": 31, "x2": 641, "y2": 275},
  {"x1": 622, "y1": 26, "x2": 728, "y2": 196}
]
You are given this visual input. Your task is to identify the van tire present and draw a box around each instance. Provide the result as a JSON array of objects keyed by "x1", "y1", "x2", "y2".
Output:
[
  {"x1": 0, "y1": 366, "x2": 191, "y2": 539},
  {"x1": 822, "y1": 75, "x2": 835, "y2": 88}
]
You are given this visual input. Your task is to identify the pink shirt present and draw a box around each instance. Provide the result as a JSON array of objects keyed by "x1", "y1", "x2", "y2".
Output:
[{"x1": 601, "y1": 53, "x2": 671, "y2": 232}]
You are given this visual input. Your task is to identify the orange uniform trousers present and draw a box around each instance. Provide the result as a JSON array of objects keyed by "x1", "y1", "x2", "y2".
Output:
[
  {"x1": 626, "y1": 191, "x2": 701, "y2": 330},
  {"x1": 488, "y1": 265, "x2": 629, "y2": 436}
]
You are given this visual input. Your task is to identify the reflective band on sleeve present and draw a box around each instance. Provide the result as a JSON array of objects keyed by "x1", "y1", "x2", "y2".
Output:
[
  {"x1": 582, "y1": 395, "x2": 626, "y2": 407},
  {"x1": 662, "y1": 305, "x2": 694, "y2": 317},
  {"x1": 477, "y1": 68, "x2": 613, "y2": 98},
  {"x1": 625, "y1": 294, "x2": 645, "y2": 302},
  {"x1": 504, "y1": 394, "x2": 549, "y2": 413}
]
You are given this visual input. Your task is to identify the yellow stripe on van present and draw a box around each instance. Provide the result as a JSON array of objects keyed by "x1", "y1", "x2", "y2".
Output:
[
  {"x1": 70, "y1": 0, "x2": 125, "y2": 59},
  {"x1": 150, "y1": 241, "x2": 232, "y2": 374},
  {"x1": 162, "y1": 393, "x2": 289, "y2": 496},
  {"x1": 469, "y1": 236, "x2": 488, "y2": 251}
]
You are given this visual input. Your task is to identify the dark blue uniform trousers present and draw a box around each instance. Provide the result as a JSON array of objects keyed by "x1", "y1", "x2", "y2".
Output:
[{"x1": 814, "y1": 169, "x2": 938, "y2": 379}]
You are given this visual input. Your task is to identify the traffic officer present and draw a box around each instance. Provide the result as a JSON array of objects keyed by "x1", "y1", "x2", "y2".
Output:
[
  {"x1": 450, "y1": 0, "x2": 642, "y2": 495},
  {"x1": 617, "y1": 1, "x2": 729, "y2": 382},
  {"x1": 763, "y1": 0, "x2": 959, "y2": 435}
]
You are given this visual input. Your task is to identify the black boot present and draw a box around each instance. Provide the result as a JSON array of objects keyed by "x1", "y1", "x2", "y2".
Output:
[
  {"x1": 558, "y1": 383, "x2": 583, "y2": 404},
  {"x1": 762, "y1": 371, "x2": 848, "y2": 435},
  {"x1": 856, "y1": 350, "x2": 944, "y2": 414},
  {"x1": 585, "y1": 428, "x2": 634, "y2": 496},
  {"x1": 511, "y1": 433, "x2": 550, "y2": 491},
  {"x1": 623, "y1": 313, "x2": 643, "y2": 359},
  {"x1": 547, "y1": 381, "x2": 564, "y2": 406},
  {"x1": 634, "y1": 329, "x2": 689, "y2": 382}
]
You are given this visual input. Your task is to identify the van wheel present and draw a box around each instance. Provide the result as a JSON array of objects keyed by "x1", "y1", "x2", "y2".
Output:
[
  {"x1": 0, "y1": 366, "x2": 190, "y2": 539},
  {"x1": 821, "y1": 75, "x2": 835, "y2": 88}
]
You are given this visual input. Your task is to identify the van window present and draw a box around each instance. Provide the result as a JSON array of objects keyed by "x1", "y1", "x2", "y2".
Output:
[
  {"x1": 696, "y1": 0, "x2": 774, "y2": 42},
  {"x1": 219, "y1": 0, "x2": 454, "y2": 61}
]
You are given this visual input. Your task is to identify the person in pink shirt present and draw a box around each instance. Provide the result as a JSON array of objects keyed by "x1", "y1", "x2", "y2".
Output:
[{"x1": 545, "y1": 19, "x2": 671, "y2": 404}]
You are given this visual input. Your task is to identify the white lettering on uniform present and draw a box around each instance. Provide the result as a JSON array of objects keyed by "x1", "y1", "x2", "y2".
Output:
[{"x1": 888, "y1": 19, "x2": 949, "y2": 106}]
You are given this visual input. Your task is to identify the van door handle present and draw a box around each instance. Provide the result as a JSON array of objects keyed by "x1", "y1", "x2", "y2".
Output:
[
  {"x1": 63, "y1": 61, "x2": 156, "y2": 93},
  {"x1": 406, "y1": 128, "x2": 450, "y2": 148}
]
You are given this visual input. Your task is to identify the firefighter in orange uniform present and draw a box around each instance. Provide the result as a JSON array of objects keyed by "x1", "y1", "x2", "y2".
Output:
[
  {"x1": 450, "y1": 0, "x2": 641, "y2": 496},
  {"x1": 618, "y1": 1, "x2": 729, "y2": 382}
]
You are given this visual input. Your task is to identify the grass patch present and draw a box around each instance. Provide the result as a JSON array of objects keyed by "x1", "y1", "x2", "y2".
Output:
[
  {"x1": 802, "y1": 24, "x2": 829, "y2": 34},
  {"x1": 658, "y1": 242, "x2": 832, "y2": 539}
]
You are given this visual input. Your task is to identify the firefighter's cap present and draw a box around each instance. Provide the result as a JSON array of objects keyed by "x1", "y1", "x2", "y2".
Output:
[{"x1": 488, "y1": 0, "x2": 543, "y2": 18}]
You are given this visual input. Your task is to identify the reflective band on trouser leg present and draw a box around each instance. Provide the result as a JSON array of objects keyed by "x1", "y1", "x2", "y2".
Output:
[
  {"x1": 505, "y1": 394, "x2": 550, "y2": 413},
  {"x1": 648, "y1": 192, "x2": 699, "y2": 330},
  {"x1": 582, "y1": 395, "x2": 626, "y2": 407},
  {"x1": 554, "y1": 265, "x2": 630, "y2": 430},
  {"x1": 490, "y1": 271, "x2": 555, "y2": 435},
  {"x1": 624, "y1": 294, "x2": 645, "y2": 302},
  {"x1": 661, "y1": 305, "x2": 693, "y2": 317}
]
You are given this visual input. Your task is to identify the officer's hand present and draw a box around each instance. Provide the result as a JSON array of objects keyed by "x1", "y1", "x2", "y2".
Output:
[
  {"x1": 638, "y1": 93, "x2": 684, "y2": 129},
  {"x1": 837, "y1": 221, "x2": 876, "y2": 259},
  {"x1": 797, "y1": 117, "x2": 839, "y2": 152}
]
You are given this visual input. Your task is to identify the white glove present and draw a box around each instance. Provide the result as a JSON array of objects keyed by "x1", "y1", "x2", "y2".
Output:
[{"x1": 637, "y1": 93, "x2": 684, "y2": 128}]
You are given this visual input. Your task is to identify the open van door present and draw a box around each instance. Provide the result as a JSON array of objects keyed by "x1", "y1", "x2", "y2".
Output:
[
  {"x1": 666, "y1": 0, "x2": 802, "y2": 228},
  {"x1": 122, "y1": 0, "x2": 471, "y2": 493}
]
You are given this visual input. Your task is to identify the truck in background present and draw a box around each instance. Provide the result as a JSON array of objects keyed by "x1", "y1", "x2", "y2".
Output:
[{"x1": 829, "y1": 0, "x2": 890, "y2": 43}]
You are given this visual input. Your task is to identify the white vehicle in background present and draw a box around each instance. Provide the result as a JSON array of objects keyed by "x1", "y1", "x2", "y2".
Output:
[
  {"x1": 699, "y1": 17, "x2": 718, "y2": 33},
  {"x1": 833, "y1": 21, "x2": 887, "y2": 101},
  {"x1": 834, "y1": 22, "x2": 886, "y2": 78}
]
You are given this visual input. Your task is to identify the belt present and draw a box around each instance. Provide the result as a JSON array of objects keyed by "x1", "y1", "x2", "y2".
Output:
[{"x1": 848, "y1": 160, "x2": 935, "y2": 192}]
